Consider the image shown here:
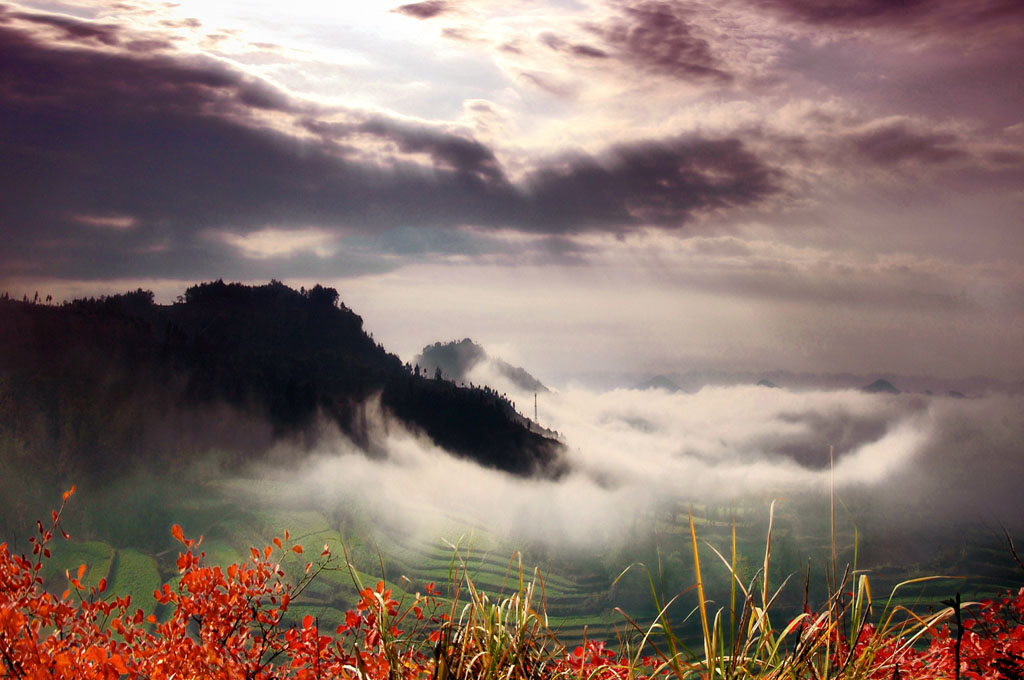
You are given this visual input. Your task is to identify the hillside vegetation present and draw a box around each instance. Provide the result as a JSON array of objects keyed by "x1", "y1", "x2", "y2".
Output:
[{"x1": 0, "y1": 281, "x2": 564, "y2": 514}]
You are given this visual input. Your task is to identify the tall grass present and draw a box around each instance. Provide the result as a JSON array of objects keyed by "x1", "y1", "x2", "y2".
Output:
[
  {"x1": 339, "y1": 453, "x2": 978, "y2": 680},
  {"x1": 325, "y1": 501, "x2": 971, "y2": 680}
]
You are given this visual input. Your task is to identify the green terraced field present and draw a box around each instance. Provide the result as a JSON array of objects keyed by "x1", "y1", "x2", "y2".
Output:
[
  {"x1": 41, "y1": 539, "x2": 115, "y2": 592},
  {"x1": 30, "y1": 474, "x2": 1022, "y2": 648},
  {"x1": 108, "y1": 548, "x2": 161, "y2": 612}
]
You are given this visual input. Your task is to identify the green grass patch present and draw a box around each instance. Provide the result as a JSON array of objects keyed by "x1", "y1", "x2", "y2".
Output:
[
  {"x1": 40, "y1": 539, "x2": 114, "y2": 591},
  {"x1": 108, "y1": 548, "x2": 161, "y2": 613}
]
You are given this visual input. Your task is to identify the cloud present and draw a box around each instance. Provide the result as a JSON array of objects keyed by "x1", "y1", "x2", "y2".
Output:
[
  {"x1": 522, "y1": 137, "x2": 779, "y2": 232},
  {"x1": 392, "y1": 1, "x2": 452, "y2": 20},
  {"x1": 536, "y1": 31, "x2": 609, "y2": 60},
  {"x1": 8, "y1": 8, "x2": 121, "y2": 46},
  {"x1": 355, "y1": 117, "x2": 509, "y2": 184},
  {"x1": 752, "y1": 0, "x2": 1024, "y2": 42},
  {"x1": 754, "y1": 0, "x2": 930, "y2": 26},
  {"x1": 71, "y1": 214, "x2": 138, "y2": 230},
  {"x1": 0, "y1": 5, "x2": 782, "y2": 280},
  {"x1": 214, "y1": 228, "x2": 338, "y2": 260},
  {"x1": 844, "y1": 121, "x2": 968, "y2": 166},
  {"x1": 748, "y1": 104, "x2": 1011, "y2": 189},
  {"x1": 285, "y1": 384, "x2": 1024, "y2": 548},
  {"x1": 584, "y1": 1, "x2": 732, "y2": 82},
  {"x1": 515, "y1": 70, "x2": 580, "y2": 98}
]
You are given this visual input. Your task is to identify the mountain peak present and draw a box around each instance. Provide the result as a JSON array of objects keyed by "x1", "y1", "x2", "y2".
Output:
[
  {"x1": 415, "y1": 338, "x2": 548, "y2": 393},
  {"x1": 861, "y1": 378, "x2": 900, "y2": 394},
  {"x1": 633, "y1": 375, "x2": 681, "y2": 392}
]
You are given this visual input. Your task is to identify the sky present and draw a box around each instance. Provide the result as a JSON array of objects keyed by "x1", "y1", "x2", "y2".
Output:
[{"x1": 1, "y1": 0, "x2": 1022, "y2": 385}]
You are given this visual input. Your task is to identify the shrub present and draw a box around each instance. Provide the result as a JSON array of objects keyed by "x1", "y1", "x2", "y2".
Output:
[{"x1": 1, "y1": 489, "x2": 1020, "y2": 679}]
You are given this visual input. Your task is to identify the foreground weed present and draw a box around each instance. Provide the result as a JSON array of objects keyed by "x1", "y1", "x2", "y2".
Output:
[{"x1": 2, "y1": 488, "x2": 1021, "y2": 679}]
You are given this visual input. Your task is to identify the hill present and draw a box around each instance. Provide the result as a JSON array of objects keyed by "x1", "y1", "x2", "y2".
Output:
[
  {"x1": 0, "y1": 282, "x2": 565, "y2": 495},
  {"x1": 415, "y1": 338, "x2": 549, "y2": 393},
  {"x1": 861, "y1": 378, "x2": 901, "y2": 394}
]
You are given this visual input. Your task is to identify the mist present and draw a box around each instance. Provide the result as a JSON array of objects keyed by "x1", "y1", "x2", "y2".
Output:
[{"x1": 277, "y1": 361, "x2": 1024, "y2": 553}]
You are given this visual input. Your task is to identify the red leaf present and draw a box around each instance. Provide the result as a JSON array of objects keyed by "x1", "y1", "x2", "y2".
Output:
[
  {"x1": 346, "y1": 610, "x2": 361, "y2": 629},
  {"x1": 171, "y1": 524, "x2": 184, "y2": 543},
  {"x1": 77, "y1": 563, "x2": 87, "y2": 580},
  {"x1": 303, "y1": 614, "x2": 314, "y2": 629},
  {"x1": 291, "y1": 544, "x2": 303, "y2": 555},
  {"x1": 109, "y1": 654, "x2": 128, "y2": 674}
]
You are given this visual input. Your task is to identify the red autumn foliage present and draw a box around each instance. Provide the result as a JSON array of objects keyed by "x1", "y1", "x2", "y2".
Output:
[
  {"x1": 1, "y1": 489, "x2": 1021, "y2": 679},
  {"x1": 0, "y1": 489, "x2": 443, "y2": 679}
]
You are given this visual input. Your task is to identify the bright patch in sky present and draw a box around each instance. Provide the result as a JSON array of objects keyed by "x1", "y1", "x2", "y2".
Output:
[{"x1": 216, "y1": 228, "x2": 339, "y2": 260}]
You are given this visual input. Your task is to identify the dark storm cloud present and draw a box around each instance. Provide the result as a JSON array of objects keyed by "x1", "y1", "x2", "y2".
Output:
[
  {"x1": 754, "y1": 0, "x2": 1024, "y2": 38},
  {"x1": 8, "y1": 8, "x2": 121, "y2": 45},
  {"x1": 354, "y1": 117, "x2": 508, "y2": 183},
  {"x1": 756, "y1": 0, "x2": 929, "y2": 25},
  {"x1": 585, "y1": 1, "x2": 731, "y2": 82},
  {"x1": 0, "y1": 5, "x2": 780, "y2": 279},
  {"x1": 845, "y1": 123, "x2": 968, "y2": 166},
  {"x1": 300, "y1": 113, "x2": 515, "y2": 187},
  {"x1": 0, "y1": 17, "x2": 295, "y2": 113},
  {"x1": 392, "y1": 1, "x2": 451, "y2": 20},
  {"x1": 523, "y1": 138, "x2": 778, "y2": 232}
]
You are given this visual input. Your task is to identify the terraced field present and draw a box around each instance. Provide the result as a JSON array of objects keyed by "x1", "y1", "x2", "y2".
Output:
[
  {"x1": 108, "y1": 548, "x2": 161, "y2": 611},
  {"x1": 41, "y1": 539, "x2": 115, "y2": 592},
  {"x1": 26, "y1": 475, "x2": 1024, "y2": 648}
]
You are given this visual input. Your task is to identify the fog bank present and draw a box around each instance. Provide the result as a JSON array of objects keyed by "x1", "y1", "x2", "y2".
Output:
[{"x1": 283, "y1": 375, "x2": 1024, "y2": 547}]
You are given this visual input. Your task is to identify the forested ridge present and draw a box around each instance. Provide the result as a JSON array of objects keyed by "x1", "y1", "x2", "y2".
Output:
[{"x1": 0, "y1": 281, "x2": 564, "y2": 500}]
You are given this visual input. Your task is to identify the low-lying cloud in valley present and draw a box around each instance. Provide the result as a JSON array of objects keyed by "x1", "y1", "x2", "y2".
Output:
[{"x1": 282, "y1": 362, "x2": 1024, "y2": 551}]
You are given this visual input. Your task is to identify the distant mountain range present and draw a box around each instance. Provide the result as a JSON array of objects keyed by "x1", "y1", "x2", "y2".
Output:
[
  {"x1": 625, "y1": 369, "x2": 1021, "y2": 397},
  {"x1": 0, "y1": 282, "x2": 565, "y2": 490},
  {"x1": 632, "y1": 375, "x2": 683, "y2": 392}
]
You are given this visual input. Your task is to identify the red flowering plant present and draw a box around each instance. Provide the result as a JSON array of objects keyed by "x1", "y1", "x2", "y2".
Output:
[
  {"x1": 3, "y1": 489, "x2": 1024, "y2": 680},
  {"x1": 0, "y1": 488, "x2": 444, "y2": 679},
  {"x1": 918, "y1": 587, "x2": 1024, "y2": 680}
]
